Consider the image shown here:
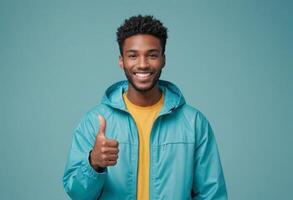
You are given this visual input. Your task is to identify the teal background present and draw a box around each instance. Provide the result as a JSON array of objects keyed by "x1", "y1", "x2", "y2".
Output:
[{"x1": 1, "y1": 0, "x2": 292, "y2": 199}]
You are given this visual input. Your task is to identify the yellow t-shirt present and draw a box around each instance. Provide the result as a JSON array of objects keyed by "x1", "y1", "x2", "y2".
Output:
[{"x1": 123, "y1": 92, "x2": 164, "y2": 200}]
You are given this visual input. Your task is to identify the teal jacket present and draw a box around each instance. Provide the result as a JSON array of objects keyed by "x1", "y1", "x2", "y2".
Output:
[{"x1": 63, "y1": 80, "x2": 227, "y2": 200}]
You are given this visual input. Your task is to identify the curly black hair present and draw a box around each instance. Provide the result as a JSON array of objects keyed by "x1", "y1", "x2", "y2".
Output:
[{"x1": 116, "y1": 15, "x2": 168, "y2": 55}]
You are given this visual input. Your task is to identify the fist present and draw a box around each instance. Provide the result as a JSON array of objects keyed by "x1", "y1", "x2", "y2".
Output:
[{"x1": 89, "y1": 115, "x2": 119, "y2": 170}]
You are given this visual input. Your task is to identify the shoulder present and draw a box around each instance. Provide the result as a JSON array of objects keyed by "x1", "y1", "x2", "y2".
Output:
[
  {"x1": 178, "y1": 104, "x2": 210, "y2": 126},
  {"x1": 85, "y1": 103, "x2": 113, "y2": 120},
  {"x1": 75, "y1": 103, "x2": 114, "y2": 131}
]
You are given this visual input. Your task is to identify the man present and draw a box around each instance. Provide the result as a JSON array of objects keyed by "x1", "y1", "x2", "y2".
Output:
[{"x1": 63, "y1": 15, "x2": 227, "y2": 200}]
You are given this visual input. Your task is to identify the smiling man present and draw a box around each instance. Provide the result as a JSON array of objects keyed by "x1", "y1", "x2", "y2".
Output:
[{"x1": 63, "y1": 15, "x2": 228, "y2": 200}]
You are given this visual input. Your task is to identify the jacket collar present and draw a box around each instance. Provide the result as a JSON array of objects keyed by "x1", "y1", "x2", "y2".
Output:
[{"x1": 101, "y1": 80, "x2": 185, "y2": 115}]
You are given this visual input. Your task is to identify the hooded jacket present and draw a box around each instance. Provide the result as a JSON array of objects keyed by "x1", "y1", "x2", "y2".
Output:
[{"x1": 63, "y1": 80, "x2": 228, "y2": 200}]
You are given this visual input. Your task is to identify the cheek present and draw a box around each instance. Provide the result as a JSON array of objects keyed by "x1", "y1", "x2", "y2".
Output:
[
  {"x1": 123, "y1": 60, "x2": 136, "y2": 68},
  {"x1": 152, "y1": 59, "x2": 164, "y2": 66},
  {"x1": 153, "y1": 62, "x2": 164, "y2": 70}
]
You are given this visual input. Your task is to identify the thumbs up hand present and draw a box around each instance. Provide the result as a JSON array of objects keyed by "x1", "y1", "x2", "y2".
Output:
[{"x1": 89, "y1": 115, "x2": 119, "y2": 170}]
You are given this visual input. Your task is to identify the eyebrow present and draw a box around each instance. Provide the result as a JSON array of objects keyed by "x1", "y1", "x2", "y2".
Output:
[{"x1": 125, "y1": 49, "x2": 160, "y2": 54}]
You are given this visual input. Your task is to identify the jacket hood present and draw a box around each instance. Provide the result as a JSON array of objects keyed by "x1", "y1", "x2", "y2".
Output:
[{"x1": 101, "y1": 80, "x2": 186, "y2": 115}]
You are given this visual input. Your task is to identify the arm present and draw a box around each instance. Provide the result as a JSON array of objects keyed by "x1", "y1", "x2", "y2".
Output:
[
  {"x1": 63, "y1": 113, "x2": 106, "y2": 200},
  {"x1": 192, "y1": 114, "x2": 228, "y2": 200}
]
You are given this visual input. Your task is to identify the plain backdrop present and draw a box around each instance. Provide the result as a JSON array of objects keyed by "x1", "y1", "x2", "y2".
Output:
[{"x1": 0, "y1": 0, "x2": 292, "y2": 199}]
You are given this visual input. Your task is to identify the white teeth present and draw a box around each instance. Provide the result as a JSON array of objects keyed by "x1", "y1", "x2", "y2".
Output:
[{"x1": 135, "y1": 72, "x2": 151, "y2": 78}]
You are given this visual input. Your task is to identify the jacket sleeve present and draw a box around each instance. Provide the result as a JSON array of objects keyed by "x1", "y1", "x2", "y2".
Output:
[
  {"x1": 192, "y1": 114, "x2": 228, "y2": 200},
  {"x1": 63, "y1": 112, "x2": 106, "y2": 200}
]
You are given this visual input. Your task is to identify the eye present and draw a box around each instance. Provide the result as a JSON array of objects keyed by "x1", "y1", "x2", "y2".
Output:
[
  {"x1": 128, "y1": 54, "x2": 137, "y2": 59},
  {"x1": 148, "y1": 54, "x2": 158, "y2": 59}
]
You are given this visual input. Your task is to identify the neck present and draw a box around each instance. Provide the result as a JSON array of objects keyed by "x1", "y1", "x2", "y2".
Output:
[{"x1": 127, "y1": 85, "x2": 162, "y2": 107}]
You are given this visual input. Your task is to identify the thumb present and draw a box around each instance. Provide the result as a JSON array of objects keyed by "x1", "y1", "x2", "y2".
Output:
[{"x1": 98, "y1": 115, "x2": 106, "y2": 137}]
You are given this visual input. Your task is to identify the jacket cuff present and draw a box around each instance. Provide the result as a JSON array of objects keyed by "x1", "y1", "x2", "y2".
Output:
[{"x1": 81, "y1": 152, "x2": 107, "y2": 179}]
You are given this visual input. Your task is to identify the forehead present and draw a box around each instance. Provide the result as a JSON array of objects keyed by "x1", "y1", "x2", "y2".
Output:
[{"x1": 123, "y1": 34, "x2": 161, "y2": 53}]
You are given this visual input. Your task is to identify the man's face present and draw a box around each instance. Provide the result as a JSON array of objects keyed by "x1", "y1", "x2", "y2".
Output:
[{"x1": 119, "y1": 34, "x2": 165, "y2": 92}]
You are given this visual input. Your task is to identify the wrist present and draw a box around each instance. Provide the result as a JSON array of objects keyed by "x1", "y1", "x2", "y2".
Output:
[{"x1": 89, "y1": 150, "x2": 106, "y2": 173}]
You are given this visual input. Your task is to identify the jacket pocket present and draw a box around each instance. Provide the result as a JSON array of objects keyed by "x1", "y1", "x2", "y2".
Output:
[{"x1": 151, "y1": 142, "x2": 195, "y2": 199}]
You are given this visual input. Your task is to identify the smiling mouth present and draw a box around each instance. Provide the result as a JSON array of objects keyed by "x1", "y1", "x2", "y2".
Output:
[{"x1": 133, "y1": 72, "x2": 153, "y2": 78}]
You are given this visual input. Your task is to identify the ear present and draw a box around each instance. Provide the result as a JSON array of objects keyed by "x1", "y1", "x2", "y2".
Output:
[{"x1": 118, "y1": 55, "x2": 124, "y2": 69}]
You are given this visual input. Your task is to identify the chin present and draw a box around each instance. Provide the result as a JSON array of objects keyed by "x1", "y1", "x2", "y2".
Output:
[{"x1": 131, "y1": 81, "x2": 158, "y2": 92}]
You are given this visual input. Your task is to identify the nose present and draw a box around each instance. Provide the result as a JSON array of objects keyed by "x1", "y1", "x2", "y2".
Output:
[{"x1": 137, "y1": 56, "x2": 149, "y2": 69}]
